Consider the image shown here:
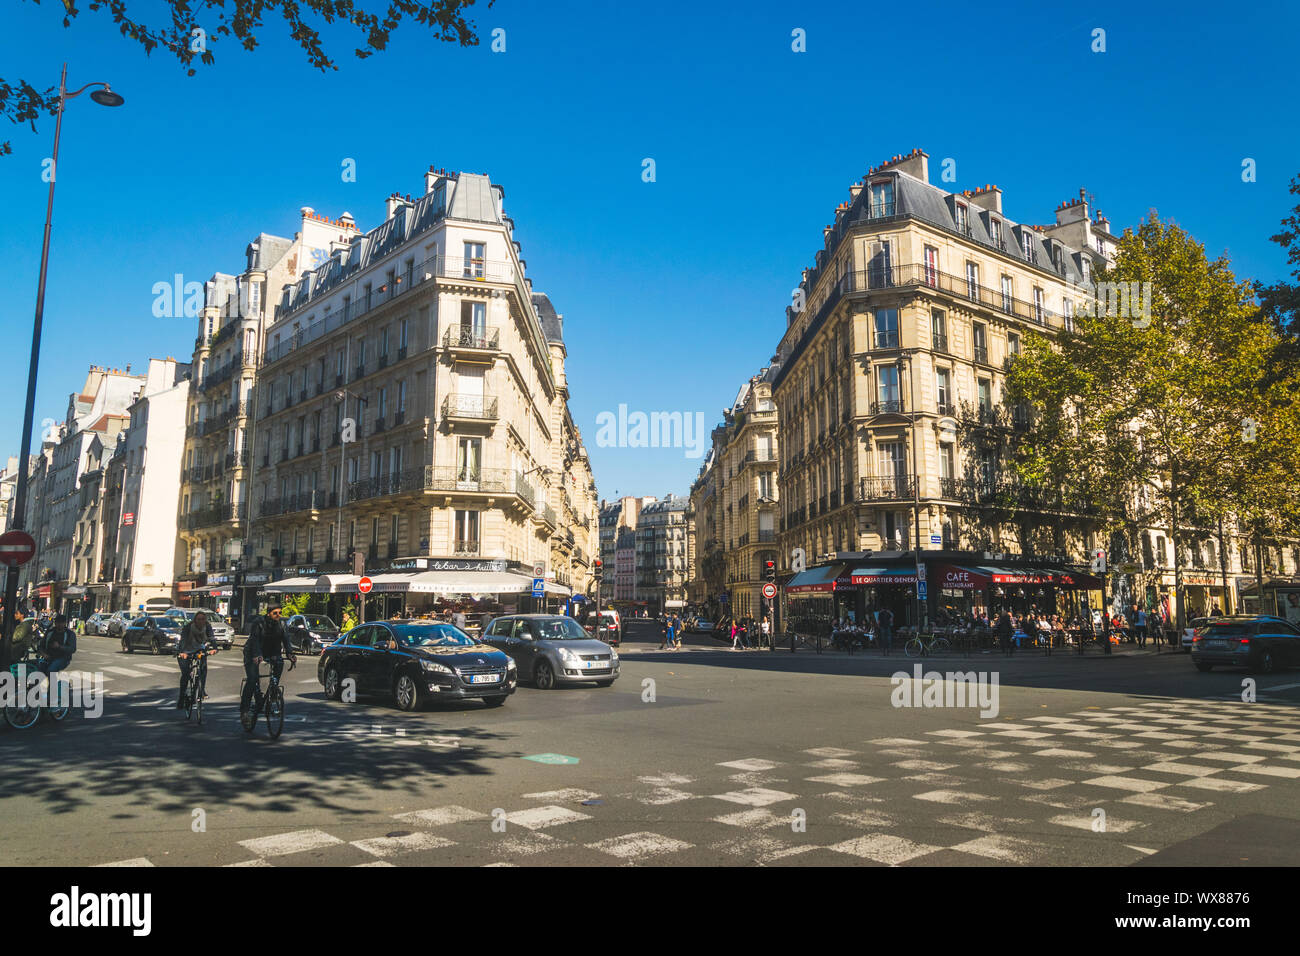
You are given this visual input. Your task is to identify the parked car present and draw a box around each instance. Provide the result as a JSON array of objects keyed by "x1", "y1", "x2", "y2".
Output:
[
  {"x1": 121, "y1": 614, "x2": 183, "y2": 655},
  {"x1": 317, "y1": 620, "x2": 515, "y2": 711},
  {"x1": 106, "y1": 610, "x2": 135, "y2": 638},
  {"x1": 1191, "y1": 615, "x2": 1300, "y2": 673},
  {"x1": 692, "y1": 619, "x2": 715, "y2": 634},
  {"x1": 481, "y1": 613, "x2": 619, "y2": 689},
  {"x1": 84, "y1": 612, "x2": 113, "y2": 636},
  {"x1": 582, "y1": 609, "x2": 621, "y2": 645},
  {"x1": 286, "y1": 613, "x2": 341, "y2": 655}
]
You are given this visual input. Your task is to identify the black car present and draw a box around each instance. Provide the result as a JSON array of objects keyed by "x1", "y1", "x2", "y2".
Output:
[
  {"x1": 121, "y1": 614, "x2": 182, "y2": 655},
  {"x1": 286, "y1": 613, "x2": 341, "y2": 655},
  {"x1": 1191, "y1": 615, "x2": 1300, "y2": 673},
  {"x1": 317, "y1": 620, "x2": 515, "y2": 711}
]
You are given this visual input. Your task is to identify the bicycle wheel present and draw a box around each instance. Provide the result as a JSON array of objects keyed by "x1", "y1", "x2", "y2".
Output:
[
  {"x1": 930, "y1": 637, "x2": 952, "y2": 656},
  {"x1": 5, "y1": 703, "x2": 40, "y2": 730},
  {"x1": 184, "y1": 675, "x2": 195, "y2": 719},
  {"x1": 904, "y1": 637, "x2": 923, "y2": 658},
  {"x1": 265, "y1": 685, "x2": 284, "y2": 739}
]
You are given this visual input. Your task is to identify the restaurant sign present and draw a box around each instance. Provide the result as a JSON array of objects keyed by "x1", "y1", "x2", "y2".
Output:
[{"x1": 427, "y1": 558, "x2": 508, "y2": 573}]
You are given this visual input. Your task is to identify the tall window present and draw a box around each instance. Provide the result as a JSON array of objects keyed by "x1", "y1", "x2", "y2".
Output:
[
  {"x1": 973, "y1": 322, "x2": 987, "y2": 362},
  {"x1": 923, "y1": 245, "x2": 939, "y2": 287},
  {"x1": 1000, "y1": 275, "x2": 1013, "y2": 313},
  {"x1": 939, "y1": 444, "x2": 955, "y2": 482},
  {"x1": 935, "y1": 368, "x2": 951, "y2": 412},
  {"x1": 376, "y1": 386, "x2": 388, "y2": 421},
  {"x1": 1007, "y1": 332, "x2": 1021, "y2": 358},
  {"x1": 977, "y1": 379, "x2": 992, "y2": 415},
  {"x1": 931, "y1": 308, "x2": 947, "y2": 351},
  {"x1": 965, "y1": 261, "x2": 978, "y2": 300},
  {"x1": 869, "y1": 239, "x2": 893, "y2": 287},
  {"x1": 876, "y1": 365, "x2": 900, "y2": 410},
  {"x1": 455, "y1": 510, "x2": 479, "y2": 548},
  {"x1": 397, "y1": 380, "x2": 407, "y2": 413},
  {"x1": 1062, "y1": 297, "x2": 1075, "y2": 332},
  {"x1": 463, "y1": 241, "x2": 486, "y2": 278},
  {"x1": 955, "y1": 203, "x2": 969, "y2": 233},
  {"x1": 869, "y1": 180, "x2": 894, "y2": 217},
  {"x1": 399, "y1": 318, "x2": 408, "y2": 352},
  {"x1": 389, "y1": 445, "x2": 403, "y2": 476},
  {"x1": 990, "y1": 218, "x2": 1002, "y2": 247},
  {"x1": 878, "y1": 441, "x2": 906, "y2": 479},
  {"x1": 873, "y1": 308, "x2": 899, "y2": 349},
  {"x1": 461, "y1": 300, "x2": 488, "y2": 344},
  {"x1": 1033, "y1": 287, "x2": 1044, "y2": 323},
  {"x1": 457, "y1": 437, "x2": 482, "y2": 483}
]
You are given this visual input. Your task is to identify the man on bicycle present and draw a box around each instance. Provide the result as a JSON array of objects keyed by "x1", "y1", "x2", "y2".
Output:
[
  {"x1": 42, "y1": 615, "x2": 77, "y2": 674},
  {"x1": 241, "y1": 606, "x2": 295, "y2": 714},
  {"x1": 177, "y1": 610, "x2": 215, "y2": 709}
]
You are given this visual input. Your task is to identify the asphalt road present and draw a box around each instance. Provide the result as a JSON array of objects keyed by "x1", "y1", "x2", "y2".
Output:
[{"x1": 3, "y1": 621, "x2": 1300, "y2": 867}]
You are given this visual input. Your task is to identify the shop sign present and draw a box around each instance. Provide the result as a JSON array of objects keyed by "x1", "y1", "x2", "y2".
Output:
[{"x1": 427, "y1": 558, "x2": 508, "y2": 573}]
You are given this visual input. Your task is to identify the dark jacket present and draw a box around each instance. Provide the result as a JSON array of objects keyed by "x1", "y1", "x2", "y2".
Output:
[
  {"x1": 244, "y1": 615, "x2": 292, "y2": 661},
  {"x1": 996, "y1": 613, "x2": 1014, "y2": 637},
  {"x1": 179, "y1": 619, "x2": 214, "y2": 655},
  {"x1": 45, "y1": 626, "x2": 76, "y2": 659}
]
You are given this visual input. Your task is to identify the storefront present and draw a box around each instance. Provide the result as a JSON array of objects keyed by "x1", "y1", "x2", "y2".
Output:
[
  {"x1": 1237, "y1": 575, "x2": 1300, "y2": 625},
  {"x1": 848, "y1": 565, "x2": 920, "y2": 627},
  {"x1": 784, "y1": 563, "x2": 853, "y2": 635},
  {"x1": 1181, "y1": 571, "x2": 1229, "y2": 618}
]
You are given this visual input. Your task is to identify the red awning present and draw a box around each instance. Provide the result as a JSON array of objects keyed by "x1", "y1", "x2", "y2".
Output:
[
  {"x1": 933, "y1": 565, "x2": 990, "y2": 590},
  {"x1": 1054, "y1": 569, "x2": 1103, "y2": 589}
]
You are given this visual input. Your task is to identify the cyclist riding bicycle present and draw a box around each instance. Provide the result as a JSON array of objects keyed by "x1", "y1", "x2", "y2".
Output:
[
  {"x1": 240, "y1": 607, "x2": 296, "y2": 714},
  {"x1": 41, "y1": 614, "x2": 77, "y2": 674},
  {"x1": 177, "y1": 610, "x2": 215, "y2": 709},
  {"x1": 9, "y1": 610, "x2": 38, "y2": 662}
]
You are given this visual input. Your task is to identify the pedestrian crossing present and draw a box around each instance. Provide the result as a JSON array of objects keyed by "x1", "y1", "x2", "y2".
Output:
[{"x1": 93, "y1": 695, "x2": 1300, "y2": 867}]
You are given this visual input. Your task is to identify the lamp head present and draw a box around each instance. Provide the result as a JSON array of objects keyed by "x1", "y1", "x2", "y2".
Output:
[{"x1": 90, "y1": 87, "x2": 125, "y2": 107}]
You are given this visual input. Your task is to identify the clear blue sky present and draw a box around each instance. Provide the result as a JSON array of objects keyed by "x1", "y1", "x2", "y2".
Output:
[{"x1": 1, "y1": 0, "x2": 1297, "y2": 501}]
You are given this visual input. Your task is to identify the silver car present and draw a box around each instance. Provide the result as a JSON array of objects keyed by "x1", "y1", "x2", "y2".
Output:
[
  {"x1": 165, "y1": 607, "x2": 234, "y2": 649},
  {"x1": 481, "y1": 614, "x2": 619, "y2": 689},
  {"x1": 106, "y1": 610, "x2": 135, "y2": 638}
]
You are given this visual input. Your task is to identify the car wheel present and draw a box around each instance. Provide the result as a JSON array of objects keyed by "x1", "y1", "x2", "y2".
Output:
[
  {"x1": 151, "y1": 637, "x2": 162, "y2": 655},
  {"x1": 122, "y1": 637, "x2": 132, "y2": 653},
  {"x1": 534, "y1": 659, "x2": 556, "y2": 690},
  {"x1": 1194, "y1": 661, "x2": 1214, "y2": 672},
  {"x1": 482, "y1": 696, "x2": 507, "y2": 707},
  {"x1": 323, "y1": 665, "x2": 343, "y2": 701},
  {"x1": 394, "y1": 673, "x2": 420, "y2": 712},
  {"x1": 1255, "y1": 650, "x2": 1276, "y2": 674}
]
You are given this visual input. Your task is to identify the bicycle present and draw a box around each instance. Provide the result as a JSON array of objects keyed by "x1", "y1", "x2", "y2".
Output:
[
  {"x1": 4, "y1": 654, "x2": 72, "y2": 730},
  {"x1": 904, "y1": 631, "x2": 952, "y2": 659},
  {"x1": 240, "y1": 657, "x2": 296, "y2": 739},
  {"x1": 179, "y1": 644, "x2": 217, "y2": 725}
]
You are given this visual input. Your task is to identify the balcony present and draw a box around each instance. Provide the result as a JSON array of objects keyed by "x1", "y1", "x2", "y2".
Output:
[
  {"x1": 537, "y1": 502, "x2": 558, "y2": 529},
  {"x1": 455, "y1": 540, "x2": 481, "y2": 555},
  {"x1": 183, "y1": 503, "x2": 238, "y2": 531},
  {"x1": 421, "y1": 467, "x2": 536, "y2": 510},
  {"x1": 758, "y1": 529, "x2": 776, "y2": 543},
  {"x1": 441, "y1": 393, "x2": 498, "y2": 422},
  {"x1": 443, "y1": 325, "x2": 501, "y2": 355},
  {"x1": 936, "y1": 402, "x2": 955, "y2": 417},
  {"x1": 932, "y1": 333, "x2": 949, "y2": 353},
  {"x1": 347, "y1": 468, "x2": 428, "y2": 504},
  {"x1": 858, "y1": 475, "x2": 916, "y2": 502},
  {"x1": 869, "y1": 400, "x2": 905, "y2": 416},
  {"x1": 974, "y1": 346, "x2": 990, "y2": 365},
  {"x1": 258, "y1": 489, "x2": 328, "y2": 518},
  {"x1": 938, "y1": 477, "x2": 961, "y2": 498}
]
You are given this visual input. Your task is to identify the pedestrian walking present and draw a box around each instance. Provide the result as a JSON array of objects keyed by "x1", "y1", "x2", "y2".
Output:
[
  {"x1": 1134, "y1": 604, "x2": 1148, "y2": 647},
  {"x1": 730, "y1": 618, "x2": 743, "y2": 651},
  {"x1": 761, "y1": 616, "x2": 771, "y2": 649},
  {"x1": 877, "y1": 607, "x2": 893, "y2": 656}
]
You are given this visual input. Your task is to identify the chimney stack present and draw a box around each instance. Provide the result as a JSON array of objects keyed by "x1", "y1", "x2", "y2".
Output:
[{"x1": 425, "y1": 165, "x2": 441, "y2": 194}]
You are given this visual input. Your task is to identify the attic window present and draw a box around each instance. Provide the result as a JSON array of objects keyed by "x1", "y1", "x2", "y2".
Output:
[
  {"x1": 1021, "y1": 232, "x2": 1034, "y2": 261},
  {"x1": 989, "y1": 218, "x2": 1002, "y2": 247},
  {"x1": 955, "y1": 203, "x2": 969, "y2": 233}
]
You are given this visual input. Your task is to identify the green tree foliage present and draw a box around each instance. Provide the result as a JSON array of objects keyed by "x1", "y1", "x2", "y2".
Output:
[
  {"x1": 1006, "y1": 213, "x2": 1293, "y2": 625},
  {"x1": 2, "y1": 0, "x2": 491, "y2": 154}
]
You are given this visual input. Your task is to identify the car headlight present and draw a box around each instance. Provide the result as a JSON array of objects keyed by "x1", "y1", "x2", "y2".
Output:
[
  {"x1": 422, "y1": 661, "x2": 453, "y2": 674},
  {"x1": 610, "y1": 650, "x2": 619, "y2": 662},
  {"x1": 557, "y1": 647, "x2": 580, "y2": 664},
  {"x1": 506, "y1": 658, "x2": 517, "y2": 671}
]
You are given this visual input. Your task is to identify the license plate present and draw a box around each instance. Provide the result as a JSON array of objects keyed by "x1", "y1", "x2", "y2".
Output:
[
  {"x1": 1205, "y1": 640, "x2": 1227, "y2": 649},
  {"x1": 469, "y1": 673, "x2": 499, "y2": 684},
  {"x1": 586, "y1": 660, "x2": 605, "y2": 669}
]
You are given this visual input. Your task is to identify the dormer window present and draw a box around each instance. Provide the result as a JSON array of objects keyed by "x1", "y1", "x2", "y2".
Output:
[
  {"x1": 1021, "y1": 231, "x2": 1034, "y2": 261},
  {"x1": 989, "y1": 219, "x2": 1002, "y2": 247},
  {"x1": 955, "y1": 203, "x2": 969, "y2": 233},
  {"x1": 1081, "y1": 258, "x2": 1091, "y2": 282},
  {"x1": 869, "y1": 180, "x2": 894, "y2": 218}
]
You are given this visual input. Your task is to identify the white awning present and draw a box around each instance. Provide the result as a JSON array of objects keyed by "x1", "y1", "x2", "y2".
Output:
[
  {"x1": 263, "y1": 576, "x2": 319, "y2": 594},
  {"x1": 315, "y1": 573, "x2": 361, "y2": 593},
  {"x1": 543, "y1": 580, "x2": 572, "y2": 596},
  {"x1": 368, "y1": 572, "x2": 418, "y2": 593}
]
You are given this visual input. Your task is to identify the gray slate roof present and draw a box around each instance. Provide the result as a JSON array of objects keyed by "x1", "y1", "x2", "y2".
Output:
[{"x1": 531, "y1": 292, "x2": 564, "y2": 344}]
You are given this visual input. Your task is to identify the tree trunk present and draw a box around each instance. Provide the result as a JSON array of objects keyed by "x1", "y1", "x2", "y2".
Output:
[{"x1": 1217, "y1": 516, "x2": 1230, "y2": 613}]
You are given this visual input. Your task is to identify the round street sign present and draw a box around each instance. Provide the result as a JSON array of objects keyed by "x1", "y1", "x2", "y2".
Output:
[
  {"x1": 0, "y1": 530, "x2": 37, "y2": 567},
  {"x1": 358, "y1": 576, "x2": 373, "y2": 594},
  {"x1": 762, "y1": 583, "x2": 777, "y2": 599}
]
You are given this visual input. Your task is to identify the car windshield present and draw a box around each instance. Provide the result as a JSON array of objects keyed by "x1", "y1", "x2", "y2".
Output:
[
  {"x1": 533, "y1": 618, "x2": 590, "y2": 640},
  {"x1": 392, "y1": 624, "x2": 479, "y2": 647},
  {"x1": 302, "y1": 615, "x2": 337, "y2": 631},
  {"x1": 148, "y1": 615, "x2": 175, "y2": 628}
]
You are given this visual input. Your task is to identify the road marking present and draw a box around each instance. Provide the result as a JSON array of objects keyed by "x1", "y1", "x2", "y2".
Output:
[
  {"x1": 1049, "y1": 813, "x2": 1144, "y2": 833},
  {"x1": 1121, "y1": 792, "x2": 1212, "y2": 812},
  {"x1": 585, "y1": 832, "x2": 692, "y2": 860},
  {"x1": 505, "y1": 805, "x2": 592, "y2": 829},
  {"x1": 521, "y1": 788, "x2": 600, "y2": 802},
  {"x1": 101, "y1": 666, "x2": 149, "y2": 677},
  {"x1": 804, "y1": 773, "x2": 884, "y2": 788},
  {"x1": 394, "y1": 806, "x2": 488, "y2": 827},
  {"x1": 1082, "y1": 775, "x2": 1169, "y2": 793},
  {"x1": 97, "y1": 857, "x2": 154, "y2": 867},
  {"x1": 830, "y1": 833, "x2": 938, "y2": 865},
  {"x1": 351, "y1": 832, "x2": 455, "y2": 857},
  {"x1": 1177, "y1": 777, "x2": 1266, "y2": 793},
  {"x1": 951, "y1": 834, "x2": 1052, "y2": 863},
  {"x1": 711, "y1": 786, "x2": 800, "y2": 806},
  {"x1": 238, "y1": 829, "x2": 343, "y2": 857},
  {"x1": 717, "y1": 758, "x2": 781, "y2": 772}
]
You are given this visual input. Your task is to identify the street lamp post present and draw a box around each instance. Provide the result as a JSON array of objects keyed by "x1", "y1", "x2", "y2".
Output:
[
  {"x1": 1, "y1": 65, "x2": 123, "y2": 669},
  {"x1": 897, "y1": 353, "x2": 925, "y2": 632}
]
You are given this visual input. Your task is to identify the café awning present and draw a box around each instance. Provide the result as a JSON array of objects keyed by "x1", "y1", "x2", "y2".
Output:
[
  {"x1": 933, "y1": 564, "x2": 1102, "y2": 590},
  {"x1": 263, "y1": 576, "x2": 319, "y2": 594},
  {"x1": 785, "y1": 563, "x2": 848, "y2": 597},
  {"x1": 849, "y1": 567, "x2": 918, "y2": 585}
]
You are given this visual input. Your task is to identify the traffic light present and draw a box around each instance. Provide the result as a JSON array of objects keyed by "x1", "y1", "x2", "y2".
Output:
[
  {"x1": 593, "y1": 558, "x2": 603, "y2": 580},
  {"x1": 764, "y1": 559, "x2": 776, "y2": 583},
  {"x1": 351, "y1": 549, "x2": 365, "y2": 575}
]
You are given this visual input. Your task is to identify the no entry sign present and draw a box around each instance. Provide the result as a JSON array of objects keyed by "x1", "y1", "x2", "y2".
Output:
[
  {"x1": 0, "y1": 530, "x2": 36, "y2": 568},
  {"x1": 358, "y1": 576, "x2": 373, "y2": 594},
  {"x1": 762, "y1": 583, "x2": 777, "y2": 599}
]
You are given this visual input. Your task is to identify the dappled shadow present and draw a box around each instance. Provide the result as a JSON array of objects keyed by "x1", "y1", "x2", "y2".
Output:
[{"x1": 0, "y1": 684, "x2": 522, "y2": 820}]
